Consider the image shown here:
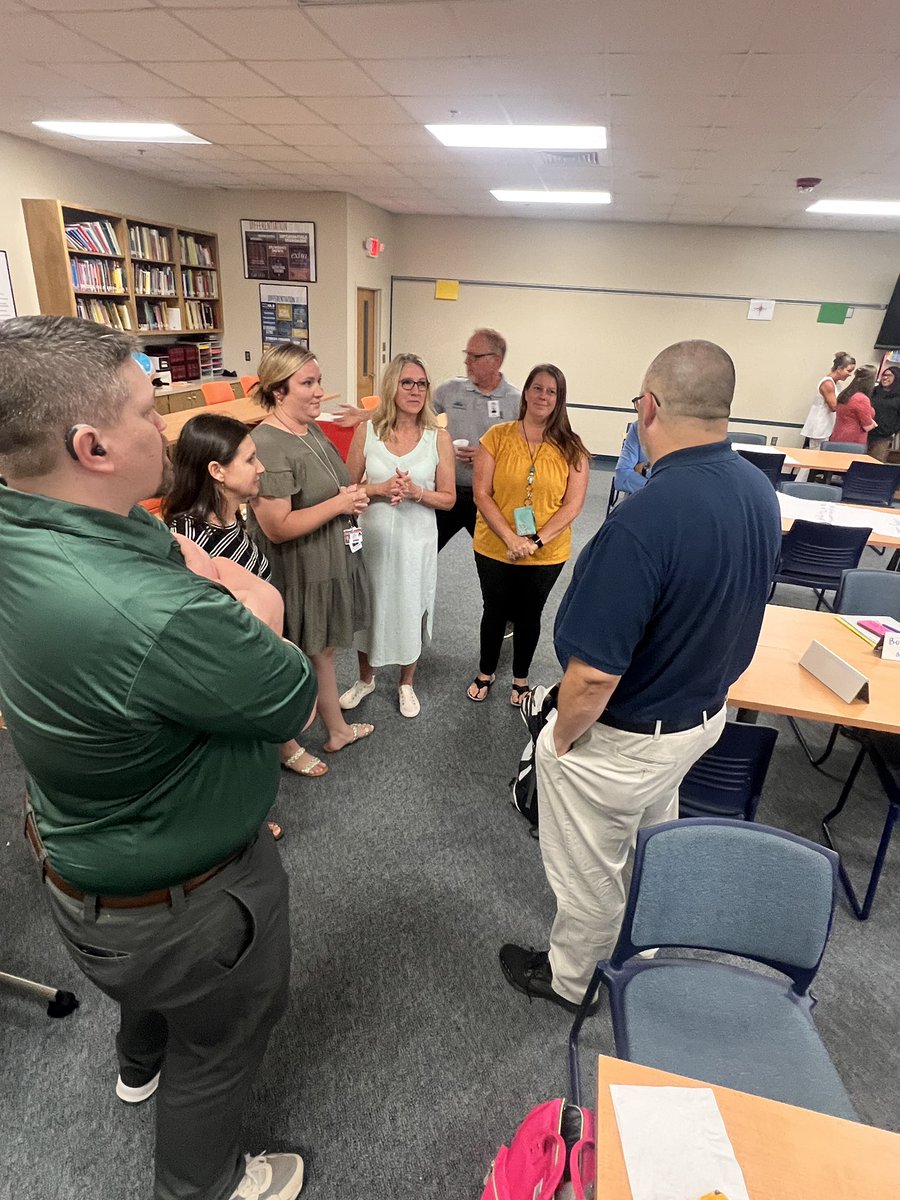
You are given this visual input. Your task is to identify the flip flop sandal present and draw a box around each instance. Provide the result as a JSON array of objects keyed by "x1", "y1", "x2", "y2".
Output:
[
  {"x1": 510, "y1": 683, "x2": 531, "y2": 708},
  {"x1": 467, "y1": 674, "x2": 495, "y2": 702},
  {"x1": 281, "y1": 747, "x2": 328, "y2": 777},
  {"x1": 322, "y1": 722, "x2": 375, "y2": 753}
]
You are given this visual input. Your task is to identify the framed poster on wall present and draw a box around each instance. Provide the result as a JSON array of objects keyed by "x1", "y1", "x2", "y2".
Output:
[
  {"x1": 260, "y1": 283, "x2": 309, "y2": 348},
  {"x1": 241, "y1": 220, "x2": 316, "y2": 283},
  {"x1": 0, "y1": 250, "x2": 17, "y2": 321}
]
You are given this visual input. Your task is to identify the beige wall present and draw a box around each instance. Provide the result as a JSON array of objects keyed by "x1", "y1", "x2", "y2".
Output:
[
  {"x1": 390, "y1": 216, "x2": 900, "y2": 453},
  {"x1": 345, "y1": 195, "x2": 396, "y2": 399}
]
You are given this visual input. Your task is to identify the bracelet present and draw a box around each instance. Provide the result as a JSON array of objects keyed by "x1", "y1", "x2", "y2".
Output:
[{"x1": 416, "y1": 486, "x2": 424, "y2": 503}]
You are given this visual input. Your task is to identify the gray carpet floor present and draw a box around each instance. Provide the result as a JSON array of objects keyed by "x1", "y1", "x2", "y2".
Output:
[{"x1": 1, "y1": 468, "x2": 899, "y2": 1200}]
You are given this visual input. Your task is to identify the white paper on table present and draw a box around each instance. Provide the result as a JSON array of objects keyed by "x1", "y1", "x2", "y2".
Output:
[
  {"x1": 731, "y1": 442, "x2": 799, "y2": 465},
  {"x1": 610, "y1": 1084, "x2": 750, "y2": 1200},
  {"x1": 777, "y1": 493, "x2": 900, "y2": 538}
]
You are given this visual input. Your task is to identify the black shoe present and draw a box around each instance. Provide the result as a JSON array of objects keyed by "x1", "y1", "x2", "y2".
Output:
[{"x1": 499, "y1": 944, "x2": 598, "y2": 1014}]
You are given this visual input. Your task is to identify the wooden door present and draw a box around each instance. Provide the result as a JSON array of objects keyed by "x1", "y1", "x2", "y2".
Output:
[{"x1": 356, "y1": 288, "x2": 378, "y2": 401}]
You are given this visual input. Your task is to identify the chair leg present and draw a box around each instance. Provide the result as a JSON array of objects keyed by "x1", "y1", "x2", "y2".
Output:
[
  {"x1": 788, "y1": 718, "x2": 840, "y2": 767},
  {"x1": 567, "y1": 965, "x2": 603, "y2": 1108},
  {"x1": 889, "y1": 549, "x2": 900, "y2": 572},
  {"x1": 822, "y1": 748, "x2": 900, "y2": 920}
]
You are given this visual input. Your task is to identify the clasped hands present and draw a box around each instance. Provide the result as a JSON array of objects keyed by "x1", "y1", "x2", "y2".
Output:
[
  {"x1": 506, "y1": 534, "x2": 538, "y2": 562},
  {"x1": 385, "y1": 469, "x2": 421, "y2": 506},
  {"x1": 338, "y1": 483, "x2": 369, "y2": 516}
]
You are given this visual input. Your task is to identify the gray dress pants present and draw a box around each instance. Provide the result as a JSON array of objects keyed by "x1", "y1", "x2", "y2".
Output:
[{"x1": 44, "y1": 829, "x2": 290, "y2": 1200}]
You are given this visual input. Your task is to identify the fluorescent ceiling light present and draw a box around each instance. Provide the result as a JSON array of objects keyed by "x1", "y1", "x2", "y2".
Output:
[
  {"x1": 427, "y1": 124, "x2": 606, "y2": 150},
  {"x1": 491, "y1": 189, "x2": 611, "y2": 205},
  {"x1": 33, "y1": 121, "x2": 208, "y2": 144},
  {"x1": 807, "y1": 199, "x2": 900, "y2": 217}
]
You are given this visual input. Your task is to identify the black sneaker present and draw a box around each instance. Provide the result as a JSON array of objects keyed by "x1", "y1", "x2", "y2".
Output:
[{"x1": 499, "y1": 944, "x2": 598, "y2": 1014}]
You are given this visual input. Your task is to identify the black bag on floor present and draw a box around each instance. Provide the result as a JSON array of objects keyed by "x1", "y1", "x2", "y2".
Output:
[{"x1": 509, "y1": 684, "x2": 558, "y2": 833}]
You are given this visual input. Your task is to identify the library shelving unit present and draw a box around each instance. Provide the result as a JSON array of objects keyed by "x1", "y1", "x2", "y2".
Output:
[{"x1": 21, "y1": 199, "x2": 224, "y2": 358}]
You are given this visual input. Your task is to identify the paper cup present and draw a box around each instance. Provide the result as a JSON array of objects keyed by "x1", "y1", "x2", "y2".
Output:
[{"x1": 453, "y1": 438, "x2": 470, "y2": 448}]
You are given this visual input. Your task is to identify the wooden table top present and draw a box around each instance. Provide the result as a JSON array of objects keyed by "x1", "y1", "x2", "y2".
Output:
[
  {"x1": 163, "y1": 394, "x2": 340, "y2": 445},
  {"x1": 728, "y1": 604, "x2": 900, "y2": 732},
  {"x1": 596, "y1": 1056, "x2": 900, "y2": 1199},
  {"x1": 787, "y1": 446, "x2": 881, "y2": 472}
]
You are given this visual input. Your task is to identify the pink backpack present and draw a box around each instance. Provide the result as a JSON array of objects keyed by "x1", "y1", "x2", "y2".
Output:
[{"x1": 481, "y1": 1099, "x2": 595, "y2": 1200}]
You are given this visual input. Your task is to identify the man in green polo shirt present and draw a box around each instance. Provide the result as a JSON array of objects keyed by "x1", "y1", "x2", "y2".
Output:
[{"x1": 0, "y1": 316, "x2": 317, "y2": 1200}]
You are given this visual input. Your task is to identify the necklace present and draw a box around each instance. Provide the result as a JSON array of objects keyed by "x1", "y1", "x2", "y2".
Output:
[
  {"x1": 273, "y1": 410, "x2": 343, "y2": 493},
  {"x1": 520, "y1": 421, "x2": 545, "y2": 507}
]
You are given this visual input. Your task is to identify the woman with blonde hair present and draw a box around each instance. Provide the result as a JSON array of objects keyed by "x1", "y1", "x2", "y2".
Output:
[
  {"x1": 800, "y1": 350, "x2": 856, "y2": 449},
  {"x1": 247, "y1": 344, "x2": 374, "y2": 755},
  {"x1": 342, "y1": 353, "x2": 455, "y2": 717}
]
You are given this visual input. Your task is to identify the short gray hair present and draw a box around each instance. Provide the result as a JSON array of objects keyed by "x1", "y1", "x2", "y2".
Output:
[
  {"x1": 0, "y1": 316, "x2": 134, "y2": 477},
  {"x1": 643, "y1": 340, "x2": 735, "y2": 421},
  {"x1": 472, "y1": 327, "x2": 506, "y2": 361}
]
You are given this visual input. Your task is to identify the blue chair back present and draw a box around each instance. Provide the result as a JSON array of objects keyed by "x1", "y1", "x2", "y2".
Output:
[
  {"x1": 780, "y1": 481, "x2": 841, "y2": 502},
  {"x1": 822, "y1": 440, "x2": 867, "y2": 454},
  {"x1": 777, "y1": 519, "x2": 871, "y2": 589},
  {"x1": 727, "y1": 431, "x2": 767, "y2": 445},
  {"x1": 841, "y1": 461, "x2": 900, "y2": 507},
  {"x1": 613, "y1": 819, "x2": 838, "y2": 993},
  {"x1": 835, "y1": 568, "x2": 900, "y2": 620},
  {"x1": 678, "y1": 722, "x2": 778, "y2": 821},
  {"x1": 737, "y1": 448, "x2": 785, "y2": 486}
]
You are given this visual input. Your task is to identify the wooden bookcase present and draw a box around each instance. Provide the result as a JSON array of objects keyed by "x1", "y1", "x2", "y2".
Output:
[{"x1": 21, "y1": 199, "x2": 224, "y2": 339}]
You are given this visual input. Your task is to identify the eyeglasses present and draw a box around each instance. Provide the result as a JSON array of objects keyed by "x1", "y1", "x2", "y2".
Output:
[
  {"x1": 399, "y1": 378, "x2": 429, "y2": 392},
  {"x1": 631, "y1": 391, "x2": 660, "y2": 409},
  {"x1": 464, "y1": 350, "x2": 496, "y2": 360}
]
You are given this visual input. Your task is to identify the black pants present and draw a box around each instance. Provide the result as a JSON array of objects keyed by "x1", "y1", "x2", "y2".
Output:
[
  {"x1": 475, "y1": 552, "x2": 565, "y2": 679},
  {"x1": 437, "y1": 487, "x2": 477, "y2": 551}
]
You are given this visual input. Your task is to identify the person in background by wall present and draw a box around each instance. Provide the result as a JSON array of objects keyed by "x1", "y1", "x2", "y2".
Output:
[
  {"x1": 248, "y1": 344, "x2": 375, "y2": 757},
  {"x1": 831, "y1": 365, "x2": 877, "y2": 446},
  {"x1": 433, "y1": 327, "x2": 521, "y2": 551},
  {"x1": 342, "y1": 353, "x2": 456, "y2": 718},
  {"x1": 868, "y1": 363, "x2": 900, "y2": 461},
  {"x1": 613, "y1": 413, "x2": 650, "y2": 498},
  {"x1": 468, "y1": 364, "x2": 589, "y2": 707},
  {"x1": 800, "y1": 350, "x2": 856, "y2": 449},
  {"x1": 164, "y1": 411, "x2": 329, "y2": 803}
]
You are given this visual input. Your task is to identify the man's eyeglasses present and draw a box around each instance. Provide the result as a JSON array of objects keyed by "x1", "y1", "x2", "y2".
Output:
[
  {"x1": 399, "y1": 378, "x2": 429, "y2": 392},
  {"x1": 464, "y1": 350, "x2": 496, "y2": 360},
  {"x1": 631, "y1": 391, "x2": 660, "y2": 409}
]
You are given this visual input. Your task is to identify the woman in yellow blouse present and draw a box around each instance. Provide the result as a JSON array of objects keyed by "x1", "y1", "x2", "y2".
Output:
[{"x1": 469, "y1": 363, "x2": 589, "y2": 705}]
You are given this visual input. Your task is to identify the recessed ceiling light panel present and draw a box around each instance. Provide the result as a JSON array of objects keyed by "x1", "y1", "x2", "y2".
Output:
[
  {"x1": 33, "y1": 121, "x2": 208, "y2": 144},
  {"x1": 807, "y1": 199, "x2": 900, "y2": 217},
  {"x1": 491, "y1": 189, "x2": 611, "y2": 205},
  {"x1": 427, "y1": 124, "x2": 606, "y2": 150}
]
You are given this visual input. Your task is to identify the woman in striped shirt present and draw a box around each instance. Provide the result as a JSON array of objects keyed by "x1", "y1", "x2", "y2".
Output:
[{"x1": 164, "y1": 412, "x2": 328, "y2": 799}]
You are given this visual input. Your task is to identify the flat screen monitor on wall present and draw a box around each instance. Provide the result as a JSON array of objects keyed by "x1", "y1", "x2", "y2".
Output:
[{"x1": 875, "y1": 275, "x2": 900, "y2": 348}]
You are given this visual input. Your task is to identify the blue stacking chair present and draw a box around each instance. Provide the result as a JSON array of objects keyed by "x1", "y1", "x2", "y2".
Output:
[
  {"x1": 769, "y1": 519, "x2": 871, "y2": 610},
  {"x1": 822, "y1": 440, "x2": 867, "y2": 454},
  {"x1": 678, "y1": 721, "x2": 778, "y2": 820},
  {"x1": 727, "y1": 431, "x2": 767, "y2": 445},
  {"x1": 780, "y1": 481, "x2": 842, "y2": 502},
  {"x1": 567, "y1": 819, "x2": 856, "y2": 1121},
  {"x1": 737, "y1": 448, "x2": 785, "y2": 487},
  {"x1": 840, "y1": 462, "x2": 900, "y2": 507}
]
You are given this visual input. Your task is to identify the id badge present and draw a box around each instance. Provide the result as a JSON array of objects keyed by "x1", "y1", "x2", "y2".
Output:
[
  {"x1": 487, "y1": 398, "x2": 501, "y2": 419},
  {"x1": 513, "y1": 506, "x2": 537, "y2": 536},
  {"x1": 343, "y1": 525, "x2": 363, "y2": 553}
]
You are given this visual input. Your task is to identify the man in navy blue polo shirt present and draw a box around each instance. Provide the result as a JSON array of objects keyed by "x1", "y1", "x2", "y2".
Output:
[{"x1": 500, "y1": 339, "x2": 781, "y2": 1012}]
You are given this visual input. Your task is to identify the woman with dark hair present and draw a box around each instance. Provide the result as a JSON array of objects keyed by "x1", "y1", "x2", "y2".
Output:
[
  {"x1": 246, "y1": 344, "x2": 374, "y2": 756},
  {"x1": 868, "y1": 364, "x2": 900, "y2": 461},
  {"x1": 468, "y1": 363, "x2": 590, "y2": 706},
  {"x1": 342, "y1": 353, "x2": 455, "y2": 718},
  {"x1": 831, "y1": 365, "x2": 877, "y2": 445},
  {"x1": 163, "y1": 411, "x2": 327, "y2": 792},
  {"x1": 800, "y1": 350, "x2": 856, "y2": 449}
]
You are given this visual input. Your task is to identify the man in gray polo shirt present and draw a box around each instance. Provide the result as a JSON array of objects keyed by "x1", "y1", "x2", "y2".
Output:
[{"x1": 433, "y1": 327, "x2": 520, "y2": 550}]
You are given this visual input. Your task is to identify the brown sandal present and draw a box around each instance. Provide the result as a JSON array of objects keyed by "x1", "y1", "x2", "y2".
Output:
[{"x1": 467, "y1": 674, "x2": 495, "y2": 702}]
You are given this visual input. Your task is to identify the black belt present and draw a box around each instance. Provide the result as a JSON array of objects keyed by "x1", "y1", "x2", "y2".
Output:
[{"x1": 599, "y1": 710, "x2": 712, "y2": 736}]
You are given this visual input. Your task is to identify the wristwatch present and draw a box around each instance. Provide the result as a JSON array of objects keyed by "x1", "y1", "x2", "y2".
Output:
[{"x1": 531, "y1": 534, "x2": 544, "y2": 548}]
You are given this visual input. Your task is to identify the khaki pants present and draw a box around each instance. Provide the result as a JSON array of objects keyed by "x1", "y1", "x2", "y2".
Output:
[{"x1": 535, "y1": 705, "x2": 726, "y2": 1002}]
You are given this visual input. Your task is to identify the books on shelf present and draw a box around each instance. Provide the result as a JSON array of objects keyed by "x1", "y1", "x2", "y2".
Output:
[
  {"x1": 134, "y1": 264, "x2": 176, "y2": 296},
  {"x1": 184, "y1": 300, "x2": 216, "y2": 331},
  {"x1": 70, "y1": 257, "x2": 125, "y2": 293},
  {"x1": 181, "y1": 268, "x2": 218, "y2": 299},
  {"x1": 178, "y1": 233, "x2": 214, "y2": 268},
  {"x1": 65, "y1": 219, "x2": 121, "y2": 256},
  {"x1": 136, "y1": 299, "x2": 181, "y2": 332},
  {"x1": 75, "y1": 297, "x2": 132, "y2": 330},
  {"x1": 129, "y1": 224, "x2": 172, "y2": 261}
]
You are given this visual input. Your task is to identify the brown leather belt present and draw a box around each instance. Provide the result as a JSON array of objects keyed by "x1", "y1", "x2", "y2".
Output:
[{"x1": 24, "y1": 809, "x2": 244, "y2": 910}]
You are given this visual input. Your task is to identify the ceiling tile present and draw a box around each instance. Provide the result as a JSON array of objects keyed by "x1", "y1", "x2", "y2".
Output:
[
  {"x1": 129, "y1": 98, "x2": 244, "y2": 124},
  {"x1": 0, "y1": 62, "x2": 102, "y2": 99},
  {"x1": 602, "y1": 0, "x2": 771, "y2": 53},
  {"x1": 395, "y1": 95, "x2": 511, "y2": 124},
  {"x1": 147, "y1": 62, "x2": 281, "y2": 97},
  {"x1": 311, "y1": 145, "x2": 382, "y2": 164},
  {"x1": 304, "y1": 1, "x2": 470, "y2": 58},
  {"x1": 304, "y1": 95, "x2": 412, "y2": 124},
  {"x1": 239, "y1": 146, "x2": 317, "y2": 164},
  {"x1": 4, "y1": 12, "x2": 123, "y2": 61},
  {"x1": 53, "y1": 10, "x2": 228, "y2": 61},
  {"x1": 449, "y1": 0, "x2": 608, "y2": 57},
  {"x1": 610, "y1": 95, "x2": 723, "y2": 125},
  {"x1": 212, "y1": 97, "x2": 323, "y2": 123},
  {"x1": 733, "y1": 54, "x2": 892, "y2": 99},
  {"x1": 250, "y1": 60, "x2": 383, "y2": 98},
  {"x1": 172, "y1": 6, "x2": 339, "y2": 59},
  {"x1": 608, "y1": 54, "x2": 744, "y2": 96},
  {"x1": 499, "y1": 95, "x2": 611, "y2": 124},
  {"x1": 181, "y1": 124, "x2": 280, "y2": 145},
  {"x1": 258, "y1": 124, "x2": 355, "y2": 147},
  {"x1": 52, "y1": 62, "x2": 190, "y2": 99},
  {"x1": 337, "y1": 123, "x2": 433, "y2": 148},
  {"x1": 359, "y1": 56, "x2": 547, "y2": 96},
  {"x1": 28, "y1": 0, "x2": 153, "y2": 7},
  {"x1": 753, "y1": 0, "x2": 900, "y2": 54}
]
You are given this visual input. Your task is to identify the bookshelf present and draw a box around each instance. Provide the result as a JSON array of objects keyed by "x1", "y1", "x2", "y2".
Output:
[{"x1": 22, "y1": 199, "x2": 224, "y2": 339}]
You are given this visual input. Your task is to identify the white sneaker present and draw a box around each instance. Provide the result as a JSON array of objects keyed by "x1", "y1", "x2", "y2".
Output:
[
  {"x1": 398, "y1": 684, "x2": 420, "y2": 718},
  {"x1": 339, "y1": 678, "x2": 375, "y2": 709},
  {"x1": 115, "y1": 1070, "x2": 161, "y2": 1104},
  {"x1": 229, "y1": 1152, "x2": 304, "y2": 1200}
]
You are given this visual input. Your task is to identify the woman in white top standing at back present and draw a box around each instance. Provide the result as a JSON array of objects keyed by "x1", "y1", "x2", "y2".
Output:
[
  {"x1": 801, "y1": 350, "x2": 856, "y2": 448},
  {"x1": 343, "y1": 353, "x2": 456, "y2": 718}
]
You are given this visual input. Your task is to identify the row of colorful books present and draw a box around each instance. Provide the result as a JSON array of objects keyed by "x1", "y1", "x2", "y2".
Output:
[
  {"x1": 178, "y1": 234, "x2": 214, "y2": 268},
  {"x1": 129, "y1": 224, "x2": 172, "y2": 262},
  {"x1": 75, "y1": 297, "x2": 132, "y2": 329},
  {"x1": 181, "y1": 268, "x2": 218, "y2": 298},
  {"x1": 184, "y1": 300, "x2": 217, "y2": 330},
  {"x1": 70, "y1": 257, "x2": 125, "y2": 293},
  {"x1": 135, "y1": 265, "x2": 176, "y2": 296},
  {"x1": 65, "y1": 219, "x2": 121, "y2": 257}
]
